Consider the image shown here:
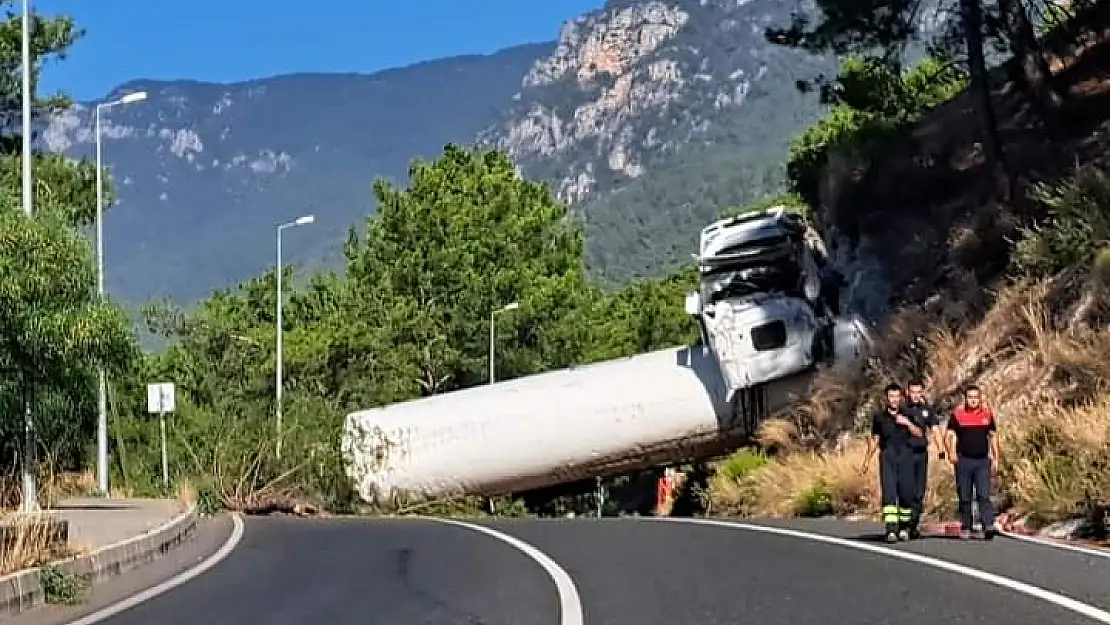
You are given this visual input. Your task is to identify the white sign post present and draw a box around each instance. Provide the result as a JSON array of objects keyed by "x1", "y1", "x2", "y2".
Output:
[{"x1": 146, "y1": 382, "x2": 175, "y2": 488}]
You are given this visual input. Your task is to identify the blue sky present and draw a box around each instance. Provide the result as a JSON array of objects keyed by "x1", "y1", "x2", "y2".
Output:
[{"x1": 37, "y1": 0, "x2": 603, "y2": 101}]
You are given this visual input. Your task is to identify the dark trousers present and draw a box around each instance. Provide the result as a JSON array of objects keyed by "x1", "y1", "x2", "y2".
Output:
[
  {"x1": 879, "y1": 450, "x2": 915, "y2": 532},
  {"x1": 955, "y1": 456, "x2": 994, "y2": 532},
  {"x1": 908, "y1": 449, "x2": 928, "y2": 528}
]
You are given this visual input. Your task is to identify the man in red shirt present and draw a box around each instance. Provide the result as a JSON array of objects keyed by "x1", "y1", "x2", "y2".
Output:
[{"x1": 943, "y1": 385, "x2": 1001, "y2": 540}]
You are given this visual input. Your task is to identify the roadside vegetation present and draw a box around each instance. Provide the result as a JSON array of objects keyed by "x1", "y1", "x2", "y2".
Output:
[
  {"x1": 705, "y1": 0, "x2": 1110, "y2": 539},
  {"x1": 0, "y1": 1, "x2": 699, "y2": 518},
  {"x1": 1, "y1": 0, "x2": 1108, "y2": 549},
  {"x1": 0, "y1": 514, "x2": 79, "y2": 576}
]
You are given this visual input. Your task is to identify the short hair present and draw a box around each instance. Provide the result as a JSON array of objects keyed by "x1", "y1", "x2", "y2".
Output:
[
  {"x1": 964, "y1": 384, "x2": 981, "y2": 396},
  {"x1": 883, "y1": 382, "x2": 902, "y2": 395},
  {"x1": 908, "y1": 378, "x2": 926, "y2": 388}
]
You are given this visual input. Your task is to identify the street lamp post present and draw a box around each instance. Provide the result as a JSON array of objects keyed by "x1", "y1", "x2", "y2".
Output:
[
  {"x1": 488, "y1": 302, "x2": 519, "y2": 384},
  {"x1": 275, "y1": 214, "x2": 314, "y2": 459},
  {"x1": 486, "y1": 300, "x2": 519, "y2": 515},
  {"x1": 20, "y1": 0, "x2": 35, "y2": 513},
  {"x1": 94, "y1": 90, "x2": 147, "y2": 496}
]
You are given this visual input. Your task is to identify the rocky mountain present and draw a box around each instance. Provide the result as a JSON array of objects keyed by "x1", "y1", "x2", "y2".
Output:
[
  {"x1": 45, "y1": 43, "x2": 552, "y2": 305},
  {"x1": 48, "y1": 0, "x2": 838, "y2": 305},
  {"x1": 480, "y1": 0, "x2": 836, "y2": 284}
]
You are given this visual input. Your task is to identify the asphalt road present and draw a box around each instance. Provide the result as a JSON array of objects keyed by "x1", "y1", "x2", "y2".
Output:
[{"x1": 22, "y1": 515, "x2": 1110, "y2": 625}]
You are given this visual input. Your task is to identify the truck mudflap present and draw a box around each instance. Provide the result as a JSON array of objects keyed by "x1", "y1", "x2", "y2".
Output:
[
  {"x1": 733, "y1": 383, "x2": 767, "y2": 437},
  {"x1": 726, "y1": 369, "x2": 816, "y2": 439}
]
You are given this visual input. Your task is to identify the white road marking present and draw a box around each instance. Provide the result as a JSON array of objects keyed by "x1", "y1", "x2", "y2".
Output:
[
  {"x1": 427, "y1": 517, "x2": 585, "y2": 625},
  {"x1": 1001, "y1": 530, "x2": 1110, "y2": 560},
  {"x1": 63, "y1": 513, "x2": 245, "y2": 625},
  {"x1": 657, "y1": 517, "x2": 1110, "y2": 624}
]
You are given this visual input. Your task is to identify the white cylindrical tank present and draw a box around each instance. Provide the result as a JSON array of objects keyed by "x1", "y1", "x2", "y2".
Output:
[{"x1": 342, "y1": 345, "x2": 814, "y2": 503}]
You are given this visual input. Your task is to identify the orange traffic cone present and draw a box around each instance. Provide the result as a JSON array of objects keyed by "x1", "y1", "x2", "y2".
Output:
[{"x1": 655, "y1": 469, "x2": 676, "y2": 516}]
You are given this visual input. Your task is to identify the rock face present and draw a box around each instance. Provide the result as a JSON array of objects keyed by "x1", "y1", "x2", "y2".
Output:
[
  {"x1": 490, "y1": 1, "x2": 691, "y2": 201},
  {"x1": 479, "y1": 0, "x2": 834, "y2": 283},
  {"x1": 480, "y1": 0, "x2": 831, "y2": 208}
]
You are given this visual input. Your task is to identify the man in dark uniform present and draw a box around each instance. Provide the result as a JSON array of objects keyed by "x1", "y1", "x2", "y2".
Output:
[
  {"x1": 943, "y1": 385, "x2": 1000, "y2": 540},
  {"x1": 902, "y1": 379, "x2": 941, "y2": 538},
  {"x1": 860, "y1": 383, "x2": 925, "y2": 542}
]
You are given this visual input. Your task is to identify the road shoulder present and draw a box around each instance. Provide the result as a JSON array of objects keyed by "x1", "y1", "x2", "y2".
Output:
[
  {"x1": 1, "y1": 501, "x2": 197, "y2": 620},
  {"x1": 3, "y1": 514, "x2": 236, "y2": 625},
  {"x1": 710, "y1": 516, "x2": 1110, "y2": 611}
]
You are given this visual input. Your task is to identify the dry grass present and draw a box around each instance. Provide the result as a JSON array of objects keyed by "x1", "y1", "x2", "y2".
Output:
[
  {"x1": 1, "y1": 469, "x2": 94, "y2": 511},
  {"x1": 0, "y1": 513, "x2": 76, "y2": 576},
  {"x1": 41, "y1": 471, "x2": 98, "y2": 507},
  {"x1": 708, "y1": 282, "x2": 1110, "y2": 526},
  {"x1": 176, "y1": 478, "x2": 198, "y2": 509}
]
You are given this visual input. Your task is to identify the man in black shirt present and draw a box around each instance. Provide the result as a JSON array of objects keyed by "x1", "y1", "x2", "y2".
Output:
[
  {"x1": 944, "y1": 385, "x2": 1001, "y2": 539},
  {"x1": 902, "y1": 379, "x2": 941, "y2": 538},
  {"x1": 860, "y1": 383, "x2": 925, "y2": 542}
]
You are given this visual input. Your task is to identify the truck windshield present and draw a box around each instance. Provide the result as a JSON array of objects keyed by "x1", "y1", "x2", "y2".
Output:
[{"x1": 702, "y1": 265, "x2": 801, "y2": 303}]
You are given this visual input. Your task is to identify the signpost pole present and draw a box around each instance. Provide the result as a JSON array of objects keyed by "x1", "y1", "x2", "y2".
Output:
[
  {"x1": 147, "y1": 382, "x2": 175, "y2": 490},
  {"x1": 159, "y1": 391, "x2": 168, "y2": 488}
]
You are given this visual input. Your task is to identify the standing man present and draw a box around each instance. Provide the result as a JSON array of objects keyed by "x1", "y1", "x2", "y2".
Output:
[
  {"x1": 860, "y1": 383, "x2": 925, "y2": 542},
  {"x1": 902, "y1": 379, "x2": 942, "y2": 538},
  {"x1": 943, "y1": 385, "x2": 1000, "y2": 540}
]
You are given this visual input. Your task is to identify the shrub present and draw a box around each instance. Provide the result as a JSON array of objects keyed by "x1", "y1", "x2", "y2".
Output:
[
  {"x1": 39, "y1": 564, "x2": 89, "y2": 605},
  {"x1": 1013, "y1": 165, "x2": 1110, "y2": 278},
  {"x1": 787, "y1": 56, "x2": 968, "y2": 204},
  {"x1": 715, "y1": 448, "x2": 769, "y2": 481},
  {"x1": 794, "y1": 480, "x2": 834, "y2": 517}
]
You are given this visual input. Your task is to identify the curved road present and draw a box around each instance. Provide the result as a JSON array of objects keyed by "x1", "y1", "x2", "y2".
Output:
[{"x1": 42, "y1": 516, "x2": 1110, "y2": 625}]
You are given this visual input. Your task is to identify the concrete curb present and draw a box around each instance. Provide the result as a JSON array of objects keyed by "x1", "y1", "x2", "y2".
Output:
[
  {"x1": 922, "y1": 521, "x2": 1110, "y2": 553},
  {"x1": 999, "y1": 529, "x2": 1110, "y2": 557},
  {"x1": 0, "y1": 503, "x2": 198, "y2": 619}
]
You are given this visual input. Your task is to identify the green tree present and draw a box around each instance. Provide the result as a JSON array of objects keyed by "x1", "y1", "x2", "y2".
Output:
[
  {"x1": 0, "y1": 210, "x2": 139, "y2": 472},
  {"x1": 785, "y1": 55, "x2": 968, "y2": 204},
  {"x1": 341, "y1": 144, "x2": 593, "y2": 401},
  {"x1": 0, "y1": 6, "x2": 138, "y2": 481},
  {"x1": 582, "y1": 268, "x2": 699, "y2": 361},
  {"x1": 764, "y1": 0, "x2": 1041, "y2": 200}
]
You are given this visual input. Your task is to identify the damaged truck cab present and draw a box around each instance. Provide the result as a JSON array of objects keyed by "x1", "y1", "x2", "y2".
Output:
[
  {"x1": 685, "y1": 207, "x2": 869, "y2": 408},
  {"x1": 341, "y1": 205, "x2": 872, "y2": 504}
]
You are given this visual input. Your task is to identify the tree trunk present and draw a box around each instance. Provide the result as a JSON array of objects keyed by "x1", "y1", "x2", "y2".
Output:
[
  {"x1": 960, "y1": 0, "x2": 1015, "y2": 203},
  {"x1": 998, "y1": 0, "x2": 1065, "y2": 135}
]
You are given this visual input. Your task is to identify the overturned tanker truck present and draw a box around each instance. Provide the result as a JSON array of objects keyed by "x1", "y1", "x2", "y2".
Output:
[{"x1": 342, "y1": 207, "x2": 872, "y2": 504}]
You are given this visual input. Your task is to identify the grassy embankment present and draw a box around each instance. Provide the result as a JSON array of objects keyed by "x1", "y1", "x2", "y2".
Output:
[
  {"x1": 706, "y1": 17, "x2": 1110, "y2": 539},
  {"x1": 0, "y1": 469, "x2": 197, "y2": 577}
]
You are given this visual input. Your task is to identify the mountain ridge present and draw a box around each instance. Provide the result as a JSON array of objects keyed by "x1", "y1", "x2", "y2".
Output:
[
  {"x1": 47, "y1": 41, "x2": 555, "y2": 305},
  {"x1": 50, "y1": 0, "x2": 838, "y2": 304}
]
